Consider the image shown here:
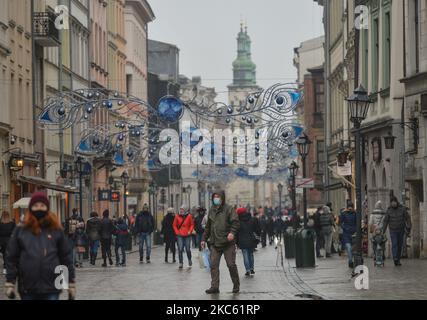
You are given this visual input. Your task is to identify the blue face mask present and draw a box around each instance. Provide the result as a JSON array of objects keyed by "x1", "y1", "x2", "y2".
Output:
[{"x1": 213, "y1": 198, "x2": 222, "y2": 206}]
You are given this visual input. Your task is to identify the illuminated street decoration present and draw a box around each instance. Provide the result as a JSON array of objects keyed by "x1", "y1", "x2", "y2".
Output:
[{"x1": 38, "y1": 84, "x2": 304, "y2": 177}]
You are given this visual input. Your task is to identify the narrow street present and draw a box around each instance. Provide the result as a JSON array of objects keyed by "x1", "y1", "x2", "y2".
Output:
[{"x1": 3, "y1": 243, "x2": 425, "y2": 301}]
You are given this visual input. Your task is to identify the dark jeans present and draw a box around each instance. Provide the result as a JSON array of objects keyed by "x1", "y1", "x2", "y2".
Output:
[
  {"x1": 101, "y1": 238, "x2": 112, "y2": 260},
  {"x1": 390, "y1": 230, "x2": 405, "y2": 262},
  {"x1": 210, "y1": 245, "x2": 240, "y2": 290},
  {"x1": 261, "y1": 231, "x2": 267, "y2": 247},
  {"x1": 315, "y1": 231, "x2": 324, "y2": 256},
  {"x1": 164, "y1": 238, "x2": 176, "y2": 261},
  {"x1": 139, "y1": 233, "x2": 152, "y2": 259},
  {"x1": 21, "y1": 293, "x2": 60, "y2": 300},
  {"x1": 177, "y1": 236, "x2": 192, "y2": 264},
  {"x1": 241, "y1": 248, "x2": 255, "y2": 272},
  {"x1": 89, "y1": 240, "x2": 100, "y2": 258},
  {"x1": 0, "y1": 240, "x2": 9, "y2": 268},
  {"x1": 115, "y1": 244, "x2": 126, "y2": 264}
]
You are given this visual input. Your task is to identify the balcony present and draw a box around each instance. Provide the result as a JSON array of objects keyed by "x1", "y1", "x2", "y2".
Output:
[{"x1": 33, "y1": 12, "x2": 60, "y2": 47}]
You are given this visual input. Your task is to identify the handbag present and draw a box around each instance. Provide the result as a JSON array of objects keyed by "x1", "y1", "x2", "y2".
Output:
[{"x1": 201, "y1": 248, "x2": 211, "y2": 271}]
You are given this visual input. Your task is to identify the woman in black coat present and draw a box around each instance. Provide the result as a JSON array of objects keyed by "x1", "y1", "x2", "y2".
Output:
[
  {"x1": 0, "y1": 211, "x2": 15, "y2": 274},
  {"x1": 161, "y1": 208, "x2": 177, "y2": 263},
  {"x1": 5, "y1": 192, "x2": 75, "y2": 300},
  {"x1": 236, "y1": 207, "x2": 261, "y2": 277}
]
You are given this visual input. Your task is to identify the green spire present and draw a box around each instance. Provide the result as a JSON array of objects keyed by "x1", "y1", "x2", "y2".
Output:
[{"x1": 232, "y1": 23, "x2": 256, "y2": 86}]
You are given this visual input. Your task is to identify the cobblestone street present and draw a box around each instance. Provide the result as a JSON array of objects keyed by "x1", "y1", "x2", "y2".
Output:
[{"x1": 2, "y1": 243, "x2": 426, "y2": 300}]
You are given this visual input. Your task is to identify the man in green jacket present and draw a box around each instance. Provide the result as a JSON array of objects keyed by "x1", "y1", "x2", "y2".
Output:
[{"x1": 201, "y1": 191, "x2": 240, "y2": 294}]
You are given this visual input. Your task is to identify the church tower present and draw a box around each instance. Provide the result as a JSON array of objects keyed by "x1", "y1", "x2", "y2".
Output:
[{"x1": 228, "y1": 23, "x2": 261, "y2": 108}]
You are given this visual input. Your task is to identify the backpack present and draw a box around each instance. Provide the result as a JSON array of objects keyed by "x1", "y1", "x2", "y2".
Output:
[{"x1": 68, "y1": 219, "x2": 79, "y2": 235}]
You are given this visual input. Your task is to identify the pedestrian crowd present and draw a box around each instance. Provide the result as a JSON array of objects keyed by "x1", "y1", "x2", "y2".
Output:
[{"x1": 0, "y1": 189, "x2": 413, "y2": 300}]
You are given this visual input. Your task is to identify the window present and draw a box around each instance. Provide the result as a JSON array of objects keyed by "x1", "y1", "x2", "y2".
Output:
[
  {"x1": 414, "y1": 0, "x2": 420, "y2": 73},
  {"x1": 315, "y1": 81, "x2": 324, "y2": 113},
  {"x1": 362, "y1": 29, "x2": 369, "y2": 88},
  {"x1": 372, "y1": 16, "x2": 379, "y2": 92},
  {"x1": 383, "y1": 10, "x2": 391, "y2": 89},
  {"x1": 316, "y1": 140, "x2": 325, "y2": 173}
]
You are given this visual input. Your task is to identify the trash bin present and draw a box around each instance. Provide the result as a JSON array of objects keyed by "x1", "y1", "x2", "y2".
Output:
[
  {"x1": 295, "y1": 228, "x2": 316, "y2": 268},
  {"x1": 284, "y1": 227, "x2": 296, "y2": 259}
]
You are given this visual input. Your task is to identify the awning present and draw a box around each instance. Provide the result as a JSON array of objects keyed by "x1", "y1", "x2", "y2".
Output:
[
  {"x1": 13, "y1": 197, "x2": 31, "y2": 209},
  {"x1": 17, "y1": 176, "x2": 79, "y2": 194}
]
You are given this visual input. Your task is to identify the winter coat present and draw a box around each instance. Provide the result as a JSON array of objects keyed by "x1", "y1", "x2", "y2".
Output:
[
  {"x1": 86, "y1": 217, "x2": 102, "y2": 241},
  {"x1": 266, "y1": 217, "x2": 274, "y2": 234},
  {"x1": 194, "y1": 213, "x2": 206, "y2": 234},
  {"x1": 383, "y1": 205, "x2": 412, "y2": 233},
  {"x1": 161, "y1": 213, "x2": 177, "y2": 241},
  {"x1": 202, "y1": 191, "x2": 240, "y2": 248},
  {"x1": 0, "y1": 221, "x2": 16, "y2": 244},
  {"x1": 173, "y1": 213, "x2": 195, "y2": 237},
  {"x1": 100, "y1": 217, "x2": 115, "y2": 240},
  {"x1": 339, "y1": 210, "x2": 357, "y2": 244},
  {"x1": 75, "y1": 223, "x2": 87, "y2": 247},
  {"x1": 114, "y1": 222, "x2": 129, "y2": 247},
  {"x1": 65, "y1": 215, "x2": 84, "y2": 240},
  {"x1": 237, "y1": 212, "x2": 261, "y2": 250},
  {"x1": 369, "y1": 201, "x2": 386, "y2": 233},
  {"x1": 319, "y1": 211, "x2": 335, "y2": 234},
  {"x1": 6, "y1": 225, "x2": 75, "y2": 295},
  {"x1": 135, "y1": 211, "x2": 155, "y2": 234}
]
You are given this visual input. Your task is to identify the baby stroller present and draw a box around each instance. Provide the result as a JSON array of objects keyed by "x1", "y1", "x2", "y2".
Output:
[{"x1": 371, "y1": 228, "x2": 387, "y2": 267}]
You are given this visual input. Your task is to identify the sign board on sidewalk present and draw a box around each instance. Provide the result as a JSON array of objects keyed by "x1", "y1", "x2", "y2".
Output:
[
  {"x1": 127, "y1": 197, "x2": 137, "y2": 205},
  {"x1": 296, "y1": 178, "x2": 314, "y2": 189}
]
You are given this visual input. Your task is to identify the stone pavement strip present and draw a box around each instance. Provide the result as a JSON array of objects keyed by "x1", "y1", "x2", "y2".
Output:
[{"x1": 1, "y1": 244, "x2": 427, "y2": 300}]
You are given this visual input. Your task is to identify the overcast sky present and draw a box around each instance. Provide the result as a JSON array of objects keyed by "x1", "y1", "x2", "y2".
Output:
[{"x1": 148, "y1": 0, "x2": 324, "y2": 101}]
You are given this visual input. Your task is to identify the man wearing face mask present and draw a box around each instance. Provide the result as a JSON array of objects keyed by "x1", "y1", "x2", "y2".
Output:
[
  {"x1": 4, "y1": 192, "x2": 75, "y2": 300},
  {"x1": 201, "y1": 191, "x2": 240, "y2": 294},
  {"x1": 383, "y1": 196, "x2": 412, "y2": 266}
]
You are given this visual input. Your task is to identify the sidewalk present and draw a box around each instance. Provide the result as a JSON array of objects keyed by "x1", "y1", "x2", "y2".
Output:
[{"x1": 1, "y1": 244, "x2": 426, "y2": 300}]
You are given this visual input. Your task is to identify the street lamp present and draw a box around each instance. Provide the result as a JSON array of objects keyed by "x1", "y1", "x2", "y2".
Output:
[
  {"x1": 288, "y1": 161, "x2": 299, "y2": 228},
  {"x1": 346, "y1": 85, "x2": 372, "y2": 269},
  {"x1": 75, "y1": 157, "x2": 86, "y2": 218},
  {"x1": 296, "y1": 133, "x2": 312, "y2": 228},
  {"x1": 121, "y1": 171, "x2": 129, "y2": 217},
  {"x1": 277, "y1": 183, "x2": 283, "y2": 214},
  {"x1": 384, "y1": 132, "x2": 396, "y2": 150}
]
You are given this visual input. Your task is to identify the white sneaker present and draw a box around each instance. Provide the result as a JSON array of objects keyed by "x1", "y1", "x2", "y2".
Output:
[{"x1": 2, "y1": 268, "x2": 6, "y2": 275}]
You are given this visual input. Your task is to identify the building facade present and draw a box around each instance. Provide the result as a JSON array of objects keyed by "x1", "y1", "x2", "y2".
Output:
[{"x1": 401, "y1": 0, "x2": 427, "y2": 258}]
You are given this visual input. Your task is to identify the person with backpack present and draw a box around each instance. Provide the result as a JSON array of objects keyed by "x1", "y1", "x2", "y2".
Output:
[
  {"x1": 173, "y1": 204, "x2": 195, "y2": 269},
  {"x1": 64, "y1": 209, "x2": 84, "y2": 266},
  {"x1": 74, "y1": 220, "x2": 87, "y2": 268},
  {"x1": 100, "y1": 210, "x2": 115, "y2": 267},
  {"x1": 383, "y1": 196, "x2": 412, "y2": 266},
  {"x1": 0, "y1": 211, "x2": 15, "y2": 275},
  {"x1": 114, "y1": 218, "x2": 129, "y2": 267},
  {"x1": 194, "y1": 207, "x2": 206, "y2": 251},
  {"x1": 339, "y1": 203, "x2": 357, "y2": 268},
  {"x1": 135, "y1": 204, "x2": 155, "y2": 263},
  {"x1": 319, "y1": 206, "x2": 335, "y2": 258},
  {"x1": 236, "y1": 207, "x2": 261, "y2": 277},
  {"x1": 86, "y1": 211, "x2": 102, "y2": 265},
  {"x1": 161, "y1": 208, "x2": 177, "y2": 263}
]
